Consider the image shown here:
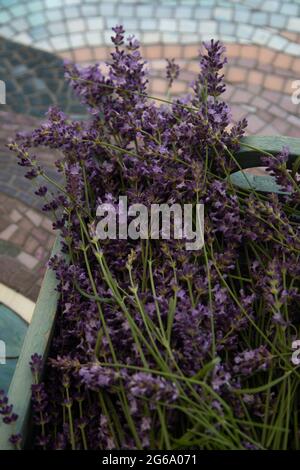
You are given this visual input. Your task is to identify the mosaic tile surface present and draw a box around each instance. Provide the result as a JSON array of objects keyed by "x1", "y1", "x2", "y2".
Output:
[{"x1": 0, "y1": 0, "x2": 300, "y2": 300}]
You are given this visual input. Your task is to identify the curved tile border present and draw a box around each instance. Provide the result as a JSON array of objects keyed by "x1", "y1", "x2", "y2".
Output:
[{"x1": 0, "y1": 0, "x2": 300, "y2": 55}]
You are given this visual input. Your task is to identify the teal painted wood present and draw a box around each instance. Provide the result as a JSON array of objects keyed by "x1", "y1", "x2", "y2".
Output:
[
  {"x1": 0, "y1": 238, "x2": 61, "y2": 450},
  {"x1": 230, "y1": 135, "x2": 300, "y2": 193}
]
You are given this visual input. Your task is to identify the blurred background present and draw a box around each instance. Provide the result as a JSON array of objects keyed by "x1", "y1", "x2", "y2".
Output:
[{"x1": 0, "y1": 0, "x2": 299, "y2": 307}]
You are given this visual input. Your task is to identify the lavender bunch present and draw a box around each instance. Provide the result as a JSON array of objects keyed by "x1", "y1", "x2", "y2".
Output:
[{"x1": 8, "y1": 28, "x2": 300, "y2": 450}]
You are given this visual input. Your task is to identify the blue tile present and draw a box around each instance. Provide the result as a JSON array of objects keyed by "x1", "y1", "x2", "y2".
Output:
[
  {"x1": 251, "y1": 12, "x2": 268, "y2": 26},
  {"x1": 28, "y1": 12, "x2": 46, "y2": 27},
  {"x1": 280, "y1": 4, "x2": 298, "y2": 16}
]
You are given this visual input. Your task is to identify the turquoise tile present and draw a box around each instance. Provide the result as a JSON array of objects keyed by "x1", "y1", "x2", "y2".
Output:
[
  {"x1": 268, "y1": 35, "x2": 288, "y2": 50},
  {"x1": 100, "y1": 3, "x2": 116, "y2": 16},
  {"x1": 0, "y1": 11, "x2": 11, "y2": 24},
  {"x1": 67, "y1": 18, "x2": 86, "y2": 33},
  {"x1": 46, "y1": 9, "x2": 63, "y2": 22}
]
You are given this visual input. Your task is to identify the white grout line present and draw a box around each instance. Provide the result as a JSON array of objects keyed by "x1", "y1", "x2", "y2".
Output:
[{"x1": 0, "y1": 283, "x2": 35, "y2": 324}]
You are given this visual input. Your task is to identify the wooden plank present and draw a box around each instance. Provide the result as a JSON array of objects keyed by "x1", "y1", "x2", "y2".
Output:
[{"x1": 0, "y1": 238, "x2": 61, "y2": 450}]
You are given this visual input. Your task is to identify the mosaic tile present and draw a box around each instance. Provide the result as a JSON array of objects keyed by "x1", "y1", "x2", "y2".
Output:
[
  {"x1": 270, "y1": 14, "x2": 287, "y2": 29},
  {"x1": 48, "y1": 22, "x2": 67, "y2": 36},
  {"x1": 67, "y1": 18, "x2": 86, "y2": 33},
  {"x1": 117, "y1": 4, "x2": 134, "y2": 17},
  {"x1": 0, "y1": 11, "x2": 11, "y2": 23},
  {"x1": 86, "y1": 17, "x2": 104, "y2": 31},
  {"x1": 214, "y1": 7, "x2": 233, "y2": 21},
  {"x1": 179, "y1": 20, "x2": 196, "y2": 34},
  {"x1": 159, "y1": 19, "x2": 177, "y2": 32},
  {"x1": 136, "y1": 5, "x2": 154, "y2": 18},
  {"x1": 194, "y1": 8, "x2": 211, "y2": 20},
  {"x1": 220, "y1": 22, "x2": 235, "y2": 36},
  {"x1": 140, "y1": 19, "x2": 158, "y2": 31},
  {"x1": 280, "y1": 4, "x2": 298, "y2": 15},
  {"x1": 236, "y1": 24, "x2": 254, "y2": 41},
  {"x1": 251, "y1": 12, "x2": 268, "y2": 26},
  {"x1": 262, "y1": 0, "x2": 280, "y2": 12}
]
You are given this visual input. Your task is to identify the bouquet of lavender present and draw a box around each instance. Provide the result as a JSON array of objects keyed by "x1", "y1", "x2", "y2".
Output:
[{"x1": 6, "y1": 26, "x2": 300, "y2": 450}]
